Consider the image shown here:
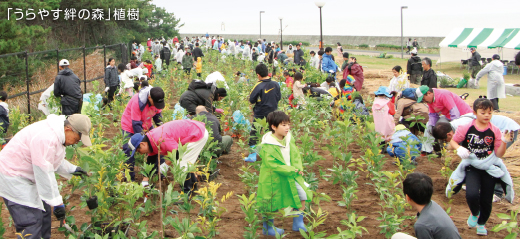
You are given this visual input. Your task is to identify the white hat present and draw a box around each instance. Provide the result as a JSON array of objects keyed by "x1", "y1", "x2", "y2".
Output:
[
  {"x1": 148, "y1": 38, "x2": 150, "y2": 40},
  {"x1": 59, "y1": 59, "x2": 70, "y2": 66},
  {"x1": 410, "y1": 49, "x2": 418, "y2": 54}
]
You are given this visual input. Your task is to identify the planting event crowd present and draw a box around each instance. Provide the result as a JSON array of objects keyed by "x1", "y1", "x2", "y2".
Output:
[{"x1": 1, "y1": 34, "x2": 520, "y2": 239}]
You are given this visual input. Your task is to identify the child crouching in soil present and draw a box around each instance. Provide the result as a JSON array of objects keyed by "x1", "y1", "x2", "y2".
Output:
[
  {"x1": 447, "y1": 98, "x2": 513, "y2": 236},
  {"x1": 257, "y1": 111, "x2": 312, "y2": 236}
]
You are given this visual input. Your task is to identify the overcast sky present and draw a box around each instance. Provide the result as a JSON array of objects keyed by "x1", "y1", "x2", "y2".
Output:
[{"x1": 153, "y1": 0, "x2": 519, "y2": 37}]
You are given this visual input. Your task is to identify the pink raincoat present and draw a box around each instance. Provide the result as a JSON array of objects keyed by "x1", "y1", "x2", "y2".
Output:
[
  {"x1": 147, "y1": 120, "x2": 206, "y2": 157},
  {"x1": 372, "y1": 97, "x2": 395, "y2": 141},
  {"x1": 0, "y1": 115, "x2": 77, "y2": 210},
  {"x1": 121, "y1": 87, "x2": 162, "y2": 134}
]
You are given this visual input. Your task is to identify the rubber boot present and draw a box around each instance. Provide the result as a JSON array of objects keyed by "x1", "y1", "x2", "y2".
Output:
[
  {"x1": 292, "y1": 213, "x2": 307, "y2": 232},
  {"x1": 262, "y1": 219, "x2": 284, "y2": 236}
]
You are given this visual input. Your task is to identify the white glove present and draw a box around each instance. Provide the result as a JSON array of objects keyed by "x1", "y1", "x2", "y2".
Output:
[
  {"x1": 502, "y1": 130, "x2": 511, "y2": 143},
  {"x1": 105, "y1": 87, "x2": 109, "y2": 92},
  {"x1": 160, "y1": 162, "x2": 169, "y2": 174},
  {"x1": 329, "y1": 70, "x2": 334, "y2": 73},
  {"x1": 456, "y1": 147, "x2": 471, "y2": 159}
]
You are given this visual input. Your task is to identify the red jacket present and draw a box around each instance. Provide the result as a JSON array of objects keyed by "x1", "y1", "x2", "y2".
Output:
[{"x1": 343, "y1": 63, "x2": 364, "y2": 91}]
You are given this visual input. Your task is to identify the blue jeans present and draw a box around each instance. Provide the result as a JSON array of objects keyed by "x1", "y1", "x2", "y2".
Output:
[{"x1": 387, "y1": 139, "x2": 422, "y2": 162}]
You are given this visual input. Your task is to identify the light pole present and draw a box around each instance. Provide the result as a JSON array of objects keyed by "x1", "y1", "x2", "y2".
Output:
[
  {"x1": 315, "y1": 2, "x2": 326, "y2": 49},
  {"x1": 401, "y1": 6, "x2": 408, "y2": 59},
  {"x1": 279, "y1": 17, "x2": 283, "y2": 50},
  {"x1": 260, "y1": 11, "x2": 265, "y2": 39}
]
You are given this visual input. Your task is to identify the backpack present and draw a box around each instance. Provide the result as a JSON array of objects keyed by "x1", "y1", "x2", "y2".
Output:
[
  {"x1": 411, "y1": 58, "x2": 422, "y2": 72},
  {"x1": 400, "y1": 88, "x2": 417, "y2": 101}
]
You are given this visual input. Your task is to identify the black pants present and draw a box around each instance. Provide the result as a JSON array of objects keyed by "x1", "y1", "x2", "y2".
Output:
[
  {"x1": 61, "y1": 97, "x2": 82, "y2": 116},
  {"x1": 406, "y1": 46, "x2": 411, "y2": 53},
  {"x1": 184, "y1": 68, "x2": 191, "y2": 74},
  {"x1": 165, "y1": 59, "x2": 170, "y2": 68},
  {"x1": 4, "y1": 198, "x2": 52, "y2": 239},
  {"x1": 491, "y1": 98, "x2": 499, "y2": 111},
  {"x1": 197, "y1": 73, "x2": 201, "y2": 77},
  {"x1": 248, "y1": 115, "x2": 265, "y2": 147},
  {"x1": 465, "y1": 166, "x2": 497, "y2": 225}
]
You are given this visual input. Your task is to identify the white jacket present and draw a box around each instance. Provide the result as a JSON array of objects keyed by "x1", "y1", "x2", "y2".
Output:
[
  {"x1": 310, "y1": 55, "x2": 320, "y2": 69},
  {"x1": 176, "y1": 50, "x2": 185, "y2": 63},
  {"x1": 0, "y1": 114, "x2": 77, "y2": 210},
  {"x1": 242, "y1": 45, "x2": 251, "y2": 60},
  {"x1": 476, "y1": 60, "x2": 506, "y2": 99},
  {"x1": 205, "y1": 71, "x2": 229, "y2": 89}
]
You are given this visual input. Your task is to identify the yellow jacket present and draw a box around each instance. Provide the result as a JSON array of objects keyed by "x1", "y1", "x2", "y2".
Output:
[{"x1": 196, "y1": 57, "x2": 202, "y2": 73}]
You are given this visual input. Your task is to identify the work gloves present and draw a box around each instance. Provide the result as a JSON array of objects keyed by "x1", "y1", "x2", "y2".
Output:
[
  {"x1": 105, "y1": 87, "x2": 110, "y2": 92},
  {"x1": 53, "y1": 205, "x2": 66, "y2": 221},
  {"x1": 456, "y1": 146, "x2": 471, "y2": 159},
  {"x1": 215, "y1": 108, "x2": 224, "y2": 114},
  {"x1": 72, "y1": 167, "x2": 89, "y2": 178},
  {"x1": 328, "y1": 70, "x2": 334, "y2": 73},
  {"x1": 160, "y1": 162, "x2": 169, "y2": 174}
]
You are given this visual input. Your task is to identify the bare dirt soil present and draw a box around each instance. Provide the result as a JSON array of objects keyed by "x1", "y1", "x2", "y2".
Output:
[{"x1": 2, "y1": 69, "x2": 519, "y2": 239}]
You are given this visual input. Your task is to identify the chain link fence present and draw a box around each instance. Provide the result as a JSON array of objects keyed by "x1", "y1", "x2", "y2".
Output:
[{"x1": 0, "y1": 43, "x2": 129, "y2": 118}]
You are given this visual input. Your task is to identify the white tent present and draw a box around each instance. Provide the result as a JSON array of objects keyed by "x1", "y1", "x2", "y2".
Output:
[{"x1": 438, "y1": 28, "x2": 520, "y2": 64}]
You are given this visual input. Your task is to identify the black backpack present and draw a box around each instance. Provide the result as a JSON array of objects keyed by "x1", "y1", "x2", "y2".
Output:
[{"x1": 411, "y1": 58, "x2": 422, "y2": 72}]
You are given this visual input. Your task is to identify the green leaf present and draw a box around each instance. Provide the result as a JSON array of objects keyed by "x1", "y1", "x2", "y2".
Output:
[{"x1": 497, "y1": 213, "x2": 512, "y2": 220}]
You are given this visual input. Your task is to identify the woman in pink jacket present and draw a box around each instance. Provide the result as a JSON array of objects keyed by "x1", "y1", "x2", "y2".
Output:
[
  {"x1": 128, "y1": 119, "x2": 209, "y2": 194},
  {"x1": 343, "y1": 57, "x2": 364, "y2": 91},
  {"x1": 121, "y1": 86, "x2": 165, "y2": 181}
]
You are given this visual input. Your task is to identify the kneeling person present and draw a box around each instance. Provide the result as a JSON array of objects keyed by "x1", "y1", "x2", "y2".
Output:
[{"x1": 196, "y1": 106, "x2": 233, "y2": 157}]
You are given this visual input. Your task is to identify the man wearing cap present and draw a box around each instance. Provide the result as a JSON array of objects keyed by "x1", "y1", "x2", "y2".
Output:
[
  {"x1": 416, "y1": 86, "x2": 472, "y2": 127},
  {"x1": 0, "y1": 114, "x2": 91, "y2": 239},
  {"x1": 469, "y1": 47, "x2": 482, "y2": 79},
  {"x1": 121, "y1": 87, "x2": 165, "y2": 181},
  {"x1": 416, "y1": 85, "x2": 473, "y2": 153},
  {"x1": 127, "y1": 119, "x2": 209, "y2": 193},
  {"x1": 407, "y1": 50, "x2": 422, "y2": 84},
  {"x1": 54, "y1": 59, "x2": 83, "y2": 116},
  {"x1": 475, "y1": 54, "x2": 506, "y2": 111}
]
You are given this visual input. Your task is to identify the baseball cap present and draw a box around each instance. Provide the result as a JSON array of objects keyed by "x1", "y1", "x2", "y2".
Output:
[
  {"x1": 59, "y1": 59, "x2": 70, "y2": 66},
  {"x1": 492, "y1": 54, "x2": 500, "y2": 60},
  {"x1": 416, "y1": 85, "x2": 430, "y2": 103},
  {"x1": 150, "y1": 87, "x2": 165, "y2": 109},
  {"x1": 67, "y1": 114, "x2": 92, "y2": 146},
  {"x1": 128, "y1": 133, "x2": 145, "y2": 157},
  {"x1": 470, "y1": 47, "x2": 476, "y2": 51},
  {"x1": 410, "y1": 49, "x2": 418, "y2": 54}
]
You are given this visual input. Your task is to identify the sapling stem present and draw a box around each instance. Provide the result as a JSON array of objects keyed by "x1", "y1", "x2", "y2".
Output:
[{"x1": 157, "y1": 144, "x2": 164, "y2": 238}]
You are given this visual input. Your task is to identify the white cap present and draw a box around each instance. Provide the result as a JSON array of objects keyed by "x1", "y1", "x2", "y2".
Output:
[
  {"x1": 410, "y1": 49, "x2": 418, "y2": 54},
  {"x1": 59, "y1": 59, "x2": 70, "y2": 66}
]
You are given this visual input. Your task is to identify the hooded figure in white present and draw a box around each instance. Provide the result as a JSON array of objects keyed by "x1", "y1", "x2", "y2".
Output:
[
  {"x1": 475, "y1": 58, "x2": 506, "y2": 100},
  {"x1": 176, "y1": 48, "x2": 185, "y2": 64},
  {"x1": 242, "y1": 44, "x2": 251, "y2": 61}
]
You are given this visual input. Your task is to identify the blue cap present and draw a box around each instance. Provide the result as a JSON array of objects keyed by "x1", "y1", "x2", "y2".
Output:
[
  {"x1": 374, "y1": 86, "x2": 392, "y2": 98},
  {"x1": 128, "y1": 133, "x2": 145, "y2": 157}
]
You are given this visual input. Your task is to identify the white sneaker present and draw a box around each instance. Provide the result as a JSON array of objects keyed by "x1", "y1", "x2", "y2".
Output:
[
  {"x1": 493, "y1": 194, "x2": 501, "y2": 203},
  {"x1": 462, "y1": 185, "x2": 466, "y2": 191}
]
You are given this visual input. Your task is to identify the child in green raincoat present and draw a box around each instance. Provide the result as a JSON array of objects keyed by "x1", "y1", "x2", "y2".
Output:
[{"x1": 257, "y1": 111, "x2": 313, "y2": 236}]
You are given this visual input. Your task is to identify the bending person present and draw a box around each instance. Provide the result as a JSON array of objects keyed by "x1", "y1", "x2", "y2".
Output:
[{"x1": 128, "y1": 119, "x2": 209, "y2": 194}]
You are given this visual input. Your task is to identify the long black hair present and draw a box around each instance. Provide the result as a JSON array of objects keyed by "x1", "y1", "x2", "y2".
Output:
[{"x1": 107, "y1": 58, "x2": 115, "y2": 66}]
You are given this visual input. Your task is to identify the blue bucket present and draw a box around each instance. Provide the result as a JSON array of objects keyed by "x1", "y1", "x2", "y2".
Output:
[{"x1": 503, "y1": 66, "x2": 508, "y2": 75}]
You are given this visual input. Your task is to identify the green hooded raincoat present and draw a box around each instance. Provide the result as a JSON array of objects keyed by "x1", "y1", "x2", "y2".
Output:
[{"x1": 257, "y1": 132, "x2": 313, "y2": 212}]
